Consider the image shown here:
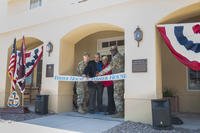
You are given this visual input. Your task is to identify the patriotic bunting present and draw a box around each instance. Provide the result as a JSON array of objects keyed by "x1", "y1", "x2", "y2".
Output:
[
  {"x1": 157, "y1": 22, "x2": 200, "y2": 70},
  {"x1": 25, "y1": 45, "x2": 43, "y2": 77}
]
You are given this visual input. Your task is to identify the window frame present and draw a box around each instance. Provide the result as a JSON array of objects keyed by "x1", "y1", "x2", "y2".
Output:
[
  {"x1": 186, "y1": 67, "x2": 200, "y2": 91},
  {"x1": 25, "y1": 72, "x2": 33, "y2": 87},
  {"x1": 97, "y1": 36, "x2": 124, "y2": 56},
  {"x1": 30, "y1": 0, "x2": 42, "y2": 10}
]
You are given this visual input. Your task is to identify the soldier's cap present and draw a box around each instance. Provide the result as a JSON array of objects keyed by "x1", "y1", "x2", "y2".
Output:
[
  {"x1": 83, "y1": 52, "x2": 90, "y2": 56},
  {"x1": 110, "y1": 45, "x2": 118, "y2": 51}
]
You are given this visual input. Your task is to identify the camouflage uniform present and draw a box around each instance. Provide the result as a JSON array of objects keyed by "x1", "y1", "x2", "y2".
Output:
[
  {"x1": 76, "y1": 61, "x2": 89, "y2": 110},
  {"x1": 99, "y1": 52, "x2": 124, "y2": 113}
]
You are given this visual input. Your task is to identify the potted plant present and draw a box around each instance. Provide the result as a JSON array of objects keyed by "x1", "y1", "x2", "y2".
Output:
[
  {"x1": 163, "y1": 88, "x2": 179, "y2": 113},
  {"x1": 163, "y1": 88, "x2": 173, "y2": 97}
]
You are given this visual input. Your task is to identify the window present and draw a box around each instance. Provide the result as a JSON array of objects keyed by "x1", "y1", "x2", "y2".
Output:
[
  {"x1": 102, "y1": 42, "x2": 109, "y2": 48},
  {"x1": 25, "y1": 73, "x2": 33, "y2": 87},
  {"x1": 30, "y1": 0, "x2": 42, "y2": 9},
  {"x1": 188, "y1": 68, "x2": 200, "y2": 90},
  {"x1": 117, "y1": 40, "x2": 124, "y2": 46},
  {"x1": 100, "y1": 39, "x2": 124, "y2": 49},
  {"x1": 110, "y1": 41, "x2": 116, "y2": 46},
  {"x1": 97, "y1": 36, "x2": 124, "y2": 56}
]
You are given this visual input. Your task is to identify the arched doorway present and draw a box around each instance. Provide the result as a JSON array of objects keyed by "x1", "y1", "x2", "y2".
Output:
[
  {"x1": 58, "y1": 23, "x2": 124, "y2": 113},
  {"x1": 5, "y1": 37, "x2": 43, "y2": 109},
  {"x1": 157, "y1": 1, "x2": 200, "y2": 128}
]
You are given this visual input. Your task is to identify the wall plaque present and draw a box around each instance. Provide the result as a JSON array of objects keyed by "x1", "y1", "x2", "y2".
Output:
[
  {"x1": 132, "y1": 59, "x2": 147, "y2": 72},
  {"x1": 46, "y1": 64, "x2": 54, "y2": 77}
]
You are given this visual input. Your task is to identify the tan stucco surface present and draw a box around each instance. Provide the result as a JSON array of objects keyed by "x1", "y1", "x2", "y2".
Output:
[{"x1": 0, "y1": 0, "x2": 200, "y2": 124}]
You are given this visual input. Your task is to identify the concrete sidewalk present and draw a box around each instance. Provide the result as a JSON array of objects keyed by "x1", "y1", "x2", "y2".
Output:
[
  {"x1": 173, "y1": 113, "x2": 200, "y2": 130},
  {"x1": 22, "y1": 112, "x2": 123, "y2": 133},
  {"x1": 0, "y1": 121, "x2": 72, "y2": 133}
]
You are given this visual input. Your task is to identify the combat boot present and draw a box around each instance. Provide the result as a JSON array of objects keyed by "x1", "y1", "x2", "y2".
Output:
[
  {"x1": 78, "y1": 106, "x2": 86, "y2": 114},
  {"x1": 83, "y1": 102, "x2": 88, "y2": 112},
  {"x1": 111, "y1": 111, "x2": 124, "y2": 118}
]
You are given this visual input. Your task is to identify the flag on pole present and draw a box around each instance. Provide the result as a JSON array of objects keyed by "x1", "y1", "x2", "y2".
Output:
[
  {"x1": 8, "y1": 36, "x2": 43, "y2": 93},
  {"x1": 16, "y1": 36, "x2": 26, "y2": 93},
  {"x1": 157, "y1": 22, "x2": 200, "y2": 71},
  {"x1": 8, "y1": 38, "x2": 17, "y2": 90}
]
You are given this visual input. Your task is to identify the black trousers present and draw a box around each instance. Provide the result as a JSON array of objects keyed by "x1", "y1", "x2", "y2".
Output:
[
  {"x1": 88, "y1": 83, "x2": 103, "y2": 112},
  {"x1": 107, "y1": 85, "x2": 116, "y2": 113}
]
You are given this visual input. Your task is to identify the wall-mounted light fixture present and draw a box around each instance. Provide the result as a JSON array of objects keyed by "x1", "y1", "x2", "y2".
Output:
[
  {"x1": 134, "y1": 26, "x2": 143, "y2": 47},
  {"x1": 46, "y1": 42, "x2": 53, "y2": 57}
]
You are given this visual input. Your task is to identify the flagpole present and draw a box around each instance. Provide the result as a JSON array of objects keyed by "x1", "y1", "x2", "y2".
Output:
[
  {"x1": 7, "y1": 37, "x2": 26, "y2": 112},
  {"x1": 8, "y1": 82, "x2": 13, "y2": 107},
  {"x1": 7, "y1": 38, "x2": 17, "y2": 107},
  {"x1": 20, "y1": 36, "x2": 26, "y2": 108},
  {"x1": 22, "y1": 92, "x2": 24, "y2": 107}
]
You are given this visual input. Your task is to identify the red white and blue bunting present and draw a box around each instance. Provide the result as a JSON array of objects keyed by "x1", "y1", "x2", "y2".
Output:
[
  {"x1": 25, "y1": 45, "x2": 43, "y2": 77},
  {"x1": 16, "y1": 45, "x2": 43, "y2": 77},
  {"x1": 14, "y1": 45, "x2": 43, "y2": 93},
  {"x1": 157, "y1": 23, "x2": 200, "y2": 70}
]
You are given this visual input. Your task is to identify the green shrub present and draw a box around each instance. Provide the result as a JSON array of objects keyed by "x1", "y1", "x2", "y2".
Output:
[{"x1": 163, "y1": 88, "x2": 173, "y2": 97}]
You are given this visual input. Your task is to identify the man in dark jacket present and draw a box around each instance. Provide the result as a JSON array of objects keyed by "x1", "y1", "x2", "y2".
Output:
[{"x1": 83, "y1": 53, "x2": 103, "y2": 113}]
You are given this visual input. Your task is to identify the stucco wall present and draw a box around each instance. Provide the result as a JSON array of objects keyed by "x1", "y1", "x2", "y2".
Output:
[
  {"x1": 0, "y1": 0, "x2": 199, "y2": 124},
  {"x1": 8, "y1": 0, "x2": 29, "y2": 15},
  {"x1": 74, "y1": 31, "x2": 124, "y2": 71}
]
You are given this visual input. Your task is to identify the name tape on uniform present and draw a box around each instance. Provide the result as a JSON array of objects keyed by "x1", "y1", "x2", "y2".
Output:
[{"x1": 54, "y1": 73, "x2": 126, "y2": 82}]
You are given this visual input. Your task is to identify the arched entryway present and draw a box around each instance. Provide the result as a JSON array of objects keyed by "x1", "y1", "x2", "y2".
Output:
[
  {"x1": 58, "y1": 23, "x2": 125, "y2": 113},
  {"x1": 156, "y1": 1, "x2": 200, "y2": 128},
  {"x1": 5, "y1": 37, "x2": 44, "y2": 108}
]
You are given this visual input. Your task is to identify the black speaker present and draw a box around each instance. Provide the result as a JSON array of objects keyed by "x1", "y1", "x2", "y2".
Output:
[
  {"x1": 35, "y1": 95, "x2": 49, "y2": 114},
  {"x1": 151, "y1": 99, "x2": 172, "y2": 130}
]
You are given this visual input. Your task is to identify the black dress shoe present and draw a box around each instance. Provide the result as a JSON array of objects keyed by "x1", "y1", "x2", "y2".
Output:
[
  {"x1": 88, "y1": 110, "x2": 95, "y2": 114},
  {"x1": 96, "y1": 108, "x2": 103, "y2": 112},
  {"x1": 105, "y1": 112, "x2": 115, "y2": 115},
  {"x1": 109, "y1": 111, "x2": 116, "y2": 115}
]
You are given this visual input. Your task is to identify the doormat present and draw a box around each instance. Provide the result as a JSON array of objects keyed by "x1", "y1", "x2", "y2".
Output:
[{"x1": 0, "y1": 107, "x2": 29, "y2": 114}]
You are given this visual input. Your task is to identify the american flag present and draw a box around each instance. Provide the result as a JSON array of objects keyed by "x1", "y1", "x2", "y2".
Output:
[{"x1": 8, "y1": 38, "x2": 17, "y2": 90}]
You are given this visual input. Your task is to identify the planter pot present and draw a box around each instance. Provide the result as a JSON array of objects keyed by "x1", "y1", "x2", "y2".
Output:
[{"x1": 163, "y1": 96, "x2": 179, "y2": 113}]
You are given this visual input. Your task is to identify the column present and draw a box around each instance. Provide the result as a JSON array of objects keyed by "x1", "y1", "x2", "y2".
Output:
[{"x1": 0, "y1": 0, "x2": 7, "y2": 17}]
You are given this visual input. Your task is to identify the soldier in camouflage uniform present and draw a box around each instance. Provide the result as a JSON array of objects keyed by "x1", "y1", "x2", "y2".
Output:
[
  {"x1": 98, "y1": 46, "x2": 124, "y2": 118},
  {"x1": 76, "y1": 52, "x2": 90, "y2": 114}
]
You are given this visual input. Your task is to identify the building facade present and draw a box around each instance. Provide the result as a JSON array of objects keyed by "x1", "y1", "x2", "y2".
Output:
[{"x1": 0, "y1": 0, "x2": 200, "y2": 124}]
